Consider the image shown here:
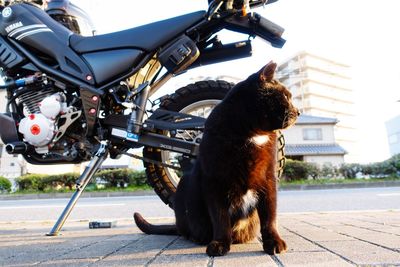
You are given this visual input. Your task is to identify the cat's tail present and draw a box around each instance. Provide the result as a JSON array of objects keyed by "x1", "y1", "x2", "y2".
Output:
[{"x1": 133, "y1": 212, "x2": 178, "y2": 235}]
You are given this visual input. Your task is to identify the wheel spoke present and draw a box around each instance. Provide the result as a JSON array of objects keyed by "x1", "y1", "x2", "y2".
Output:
[{"x1": 161, "y1": 100, "x2": 221, "y2": 187}]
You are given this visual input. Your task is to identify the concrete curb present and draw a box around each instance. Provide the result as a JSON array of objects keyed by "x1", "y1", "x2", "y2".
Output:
[
  {"x1": 1, "y1": 181, "x2": 399, "y2": 200},
  {"x1": 279, "y1": 180, "x2": 400, "y2": 191},
  {"x1": 0, "y1": 189, "x2": 156, "y2": 200}
]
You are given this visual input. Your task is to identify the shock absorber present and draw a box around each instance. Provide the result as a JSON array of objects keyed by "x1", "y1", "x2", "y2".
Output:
[{"x1": 126, "y1": 82, "x2": 150, "y2": 142}]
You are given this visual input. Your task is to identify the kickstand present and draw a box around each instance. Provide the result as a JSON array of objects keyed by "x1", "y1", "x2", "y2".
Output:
[{"x1": 47, "y1": 141, "x2": 109, "y2": 236}]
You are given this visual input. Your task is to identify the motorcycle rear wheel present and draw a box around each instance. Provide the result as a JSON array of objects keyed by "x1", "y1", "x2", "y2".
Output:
[{"x1": 143, "y1": 80, "x2": 286, "y2": 207}]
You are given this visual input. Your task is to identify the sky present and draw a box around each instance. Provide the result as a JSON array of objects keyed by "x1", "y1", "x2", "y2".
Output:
[{"x1": 74, "y1": 0, "x2": 400, "y2": 163}]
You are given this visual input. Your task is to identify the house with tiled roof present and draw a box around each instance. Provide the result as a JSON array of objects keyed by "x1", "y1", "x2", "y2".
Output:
[{"x1": 283, "y1": 114, "x2": 347, "y2": 166}]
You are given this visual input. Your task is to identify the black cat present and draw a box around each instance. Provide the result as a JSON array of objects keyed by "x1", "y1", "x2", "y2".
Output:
[{"x1": 134, "y1": 61, "x2": 299, "y2": 256}]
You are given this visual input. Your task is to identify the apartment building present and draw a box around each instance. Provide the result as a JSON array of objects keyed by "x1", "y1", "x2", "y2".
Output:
[
  {"x1": 386, "y1": 115, "x2": 400, "y2": 156},
  {"x1": 277, "y1": 51, "x2": 358, "y2": 162}
]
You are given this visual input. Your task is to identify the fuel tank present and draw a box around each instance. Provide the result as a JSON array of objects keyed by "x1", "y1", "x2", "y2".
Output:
[
  {"x1": 0, "y1": 3, "x2": 94, "y2": 84},
  {"x1": 46, "y1": 0, "x2": 96, "y2": 36}
]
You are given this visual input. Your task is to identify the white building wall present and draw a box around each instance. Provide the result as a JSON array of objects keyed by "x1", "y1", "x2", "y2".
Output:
[
  {"x1": 305, "y1": 69, "x2": 352, "y2": 89},
  {"x1": 305, "y1": 95, "x2": 354, "y2": 116},
  {"x1": 305, "y1": 82, "x2": 353, "y2": 102},
  {"x1": 303, "y1": 54, "x2": 352, "y2": 78},
  {"x1": 283, "y1": 124, "x2": 335, "y2": 145},
  {"x1": 304, "y1": 155, "x2": 344, "y2": 166},
  {"x1": 0, "y1": 147, "x2": 24, "y2": 178}
]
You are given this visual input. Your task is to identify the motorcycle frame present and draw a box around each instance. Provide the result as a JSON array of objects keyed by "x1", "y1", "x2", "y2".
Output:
[{"x1": 6, "y1": 3, "x2": 285, "y2": 160}]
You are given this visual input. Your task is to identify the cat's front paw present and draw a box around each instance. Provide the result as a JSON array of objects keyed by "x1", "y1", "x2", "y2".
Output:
[
  {"x1": 206, "y1": 240, "x2": 230, "y2": 256},
  {"x1": 262, "y1": 236, "x2": 287, "y2": 255}
]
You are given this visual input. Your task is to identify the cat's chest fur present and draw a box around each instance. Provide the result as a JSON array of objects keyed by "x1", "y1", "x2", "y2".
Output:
[
  {"x1": 227, "y1": 133, "x2": 276, "y2": 217},
  {"x1": 229, "y1": 189, "x2": 258, "y2": 216},
  {"x1": 250, "y1": 134, "x2": 270, "y2": 146}
]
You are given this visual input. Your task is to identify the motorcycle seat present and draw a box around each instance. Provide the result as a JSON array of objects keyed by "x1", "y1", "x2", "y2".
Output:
[{"x1": 70, "y1": 11, "x2": 206, "y2": 53}]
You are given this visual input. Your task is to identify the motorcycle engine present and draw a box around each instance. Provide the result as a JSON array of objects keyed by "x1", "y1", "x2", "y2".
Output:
[
  {"x1": 18, "y1": 93, "x2": 67, "y2": 152},
  {"x1": 16, "y1": 87, "x2": 82, "y2": 155}
]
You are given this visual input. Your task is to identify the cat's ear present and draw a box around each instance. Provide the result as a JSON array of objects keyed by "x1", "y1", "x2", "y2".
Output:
[{"x1": 259, "y1": 61, "x2": 277, "y2": 82}]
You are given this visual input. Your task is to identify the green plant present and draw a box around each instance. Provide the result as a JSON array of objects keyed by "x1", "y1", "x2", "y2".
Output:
[
  {"x1": 128, "y1": 170, "x2": 147, "y2": 186},
  {"x1": 15, "y1": 169, "x2": 148, "y2": 192},
  {"x1": 339, "y1": 163, "x2": 362, "y2": 179},
  {"x1": 43, "y1": 173, "x2": 80, "y2": 190},
  {"x1": 356, "y1": 154, "x2": 399, "y2": 178},
  {"x1": 282, "y1": 159, "x2": 320, "y2": 181},
  {"x1": 307, "y1": 163, "x2": 320, "y2": 180},
  {"x1": 0, "y1": 176, "x2": 12, "y2": 193},
  {"x1": 96, "y1": 169, "x2": 130, "y2": 188},
  {"x1": 16, "y1": 174, "x2": 47, "y2": 191},
  {"x1": 320, "y1": 163, "x2": 338, "y2": 179}
]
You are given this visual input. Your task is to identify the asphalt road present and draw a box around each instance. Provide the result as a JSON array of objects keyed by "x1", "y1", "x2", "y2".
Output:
[{"x1": 0, "y1": 187, "x2": 399, "y2": 223}]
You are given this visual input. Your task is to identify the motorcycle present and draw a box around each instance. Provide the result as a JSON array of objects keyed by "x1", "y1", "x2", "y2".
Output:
[{"x1": 0, "y1": 0, "x2": 286, "y2": 235}]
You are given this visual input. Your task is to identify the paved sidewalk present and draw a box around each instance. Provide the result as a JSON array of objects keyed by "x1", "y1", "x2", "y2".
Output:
[{"x1": 0, "y1": 210, "x2": 399, "y2": 266}]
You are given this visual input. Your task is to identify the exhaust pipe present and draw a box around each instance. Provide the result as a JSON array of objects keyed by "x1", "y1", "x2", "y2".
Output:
[
  {"x1": 189, "y1": 40, "x2": 253, "y2": 69},
  {"x1": 5, "y1": 142, "x2": 28, "y2": 154}
]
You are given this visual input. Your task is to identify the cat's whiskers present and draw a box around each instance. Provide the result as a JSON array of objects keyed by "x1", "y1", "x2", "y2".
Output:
[{"x1": 281, "y1": 111, "x2": 289, "y2": 128}]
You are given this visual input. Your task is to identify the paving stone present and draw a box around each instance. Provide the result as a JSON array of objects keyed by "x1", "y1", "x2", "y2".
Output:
[
  {"x1": 1, "y1": 212, "x2": 400, "y2": 266},
  {"x1": 281, "y1": 234, "x2": 325, "y2": 253},
  {"x1": 327, "y1": 225, "x2": 375, "y2": 236},
  {"x1": 357, "y1": 211, "x2": 400, "y2": 226},
  {"x1": 341, "y1": 232, "x2": 400, "y2": 250},
  {"x1": 368, "y1": 225, "x2": 400, "y2": 236},
  {"x1": 319, "y1": 240, "x2": 400, "y2": 265},
  {"x1": 161, "y1": 237, "x2": 206, "y2": 255},
  {"x1": 213, "y1": 242, "x2": 276, "y2": 267},
  {"x1": 277, "y1": 251, "x2": 354, "y2": 267},
  {"x1": 37, "y1": 258, "x2": 99, "y2": 267},
  {"x1": 90, "y1": 234, "x2": 177, "y2": 267},
  {"x1": 149, "y1": 237, "x2": 209, "y2": 266},
  {"x1": 286, "y1": 226, "x2": 354, "y2": 242},
  {"x1": 323, "y1": 224, "x2": 400, "y2": 250},
  {"x1": 275, "y1": 227, "x2": 290, "y2": 237},
  {"x1": 150, "y1": 254, "x2": 209, "y2": 267}
]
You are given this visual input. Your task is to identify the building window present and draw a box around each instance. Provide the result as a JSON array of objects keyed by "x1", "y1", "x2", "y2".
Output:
[
  {"x1": 303, "y1": 128, "x2": 323, "y2": 141},
  {"x1": 0, "y1": 145, "x2": 2, "y2": 157},
  {"x1": 10, "y1": 163, "x2": 15, "y2": 167}
]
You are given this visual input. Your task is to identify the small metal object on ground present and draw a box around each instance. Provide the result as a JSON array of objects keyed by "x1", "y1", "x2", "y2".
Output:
[{"x1": 89, "y1": 221, "x2": 117, "y2": 229}]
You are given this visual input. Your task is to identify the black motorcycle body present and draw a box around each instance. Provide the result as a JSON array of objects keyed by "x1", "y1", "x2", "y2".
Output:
[{"x1": 0, "y1": 0, "x2": 286, "y2": 207}]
